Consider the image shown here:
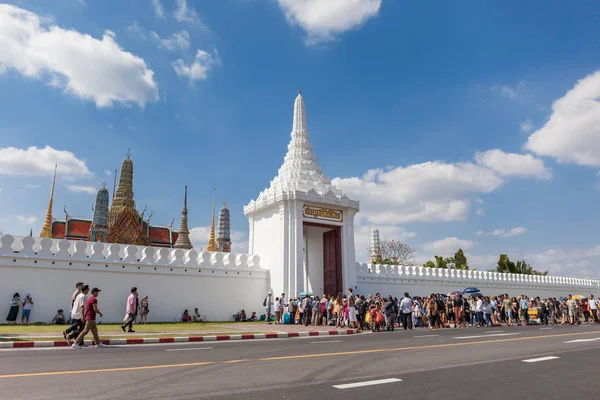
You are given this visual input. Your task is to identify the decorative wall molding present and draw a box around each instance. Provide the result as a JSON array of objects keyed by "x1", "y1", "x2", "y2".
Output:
[
  {"x1": 356, "y1": 263, "x2": 600, "y2": 291},
  {"x1": 0, "y1": 235, "x2": 264, "y2": 276}
]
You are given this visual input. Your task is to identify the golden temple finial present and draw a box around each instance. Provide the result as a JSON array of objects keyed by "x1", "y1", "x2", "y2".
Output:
[
  {"x1": 174, "y1": 186, "x2": 192, "y2": 249},
  {"x1": 126, "y1": 148, "x2": 131, "y2": 158},
  {"x1": 206, "y1": 188, "x2": 218, "y2": 252},
  {"x1": 39, "y1": 164, "x2": 57, "y2": 238},
  {"x1": 298, "y1": 88, "x2": 302, "y2": 94}
]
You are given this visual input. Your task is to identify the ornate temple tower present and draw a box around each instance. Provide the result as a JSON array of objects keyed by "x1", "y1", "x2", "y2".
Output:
[
  {"x1": 217, "y1": 201, "x2": 231, "y2": 253},
  {"x1": 109, "y1": 149, "x2": 135, "y2": 219},
  {"x1": 370, "y1": 225, "x2": 382, "y2": 263},
  {"x1": 39, "y1": 165, "x2": 57, "y2": 238},
  {"x1": 107, "y1": 150, "x2": 149, "y2": 246},
  {"x1": 174, "y1": 186, "x2": 193, "y2": 249},
  {"x1": 90, "y1": 183, "x2": 109, "y2": 242},
  {"x1": 206, "y1": 190, "x2": 218, "y2": 252}
]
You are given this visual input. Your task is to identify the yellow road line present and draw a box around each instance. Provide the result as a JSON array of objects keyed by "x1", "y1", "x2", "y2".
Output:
[{"x1": 2, "y1": 330, "x2": 599, "y2": 379}]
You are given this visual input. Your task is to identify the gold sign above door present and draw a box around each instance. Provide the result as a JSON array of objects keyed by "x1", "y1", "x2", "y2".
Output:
[{"x1": 303, "y1": 205, "x2": 343, "y2": 223}]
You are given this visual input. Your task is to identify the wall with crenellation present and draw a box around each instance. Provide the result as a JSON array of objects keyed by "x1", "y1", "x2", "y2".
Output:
[
  {"x1": 354, "y1": 263, "x2": 600, "y2": 299},
  {"x1": 0, "y1": 235, "x2": 269, "y2": 323}
]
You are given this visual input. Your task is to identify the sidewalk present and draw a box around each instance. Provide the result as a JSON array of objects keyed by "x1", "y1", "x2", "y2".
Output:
[{"x1": 0, "y1": 324, "x2": 361, "y2": 348}]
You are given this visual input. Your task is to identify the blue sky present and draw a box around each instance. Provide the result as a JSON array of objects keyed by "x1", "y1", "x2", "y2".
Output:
[{"x1": 1, "y1": 0, "x2": 600, "y2": 277}]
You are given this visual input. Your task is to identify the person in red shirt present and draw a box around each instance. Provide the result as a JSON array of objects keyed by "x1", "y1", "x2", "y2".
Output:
[{"x1": 72, "y1": 288, "x2": 105, "y2": 349}]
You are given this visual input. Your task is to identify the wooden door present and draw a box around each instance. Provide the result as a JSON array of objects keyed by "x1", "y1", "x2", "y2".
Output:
[{"x1": 323, "y1": 229, "x2": 341, "y2": 296}]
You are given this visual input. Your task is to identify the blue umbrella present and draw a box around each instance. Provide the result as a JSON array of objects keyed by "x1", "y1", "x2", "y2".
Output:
[
  {"x1": 463, "y1": 287, "x2": 480, "y2": 294},
  {"x1": 298, "y1": 291, "x2": 313, "y2": 297}
]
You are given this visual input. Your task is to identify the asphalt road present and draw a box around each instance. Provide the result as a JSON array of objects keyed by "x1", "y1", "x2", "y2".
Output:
[{"x1": 2, "y1": 324, "x2": 600, "y2": 399}]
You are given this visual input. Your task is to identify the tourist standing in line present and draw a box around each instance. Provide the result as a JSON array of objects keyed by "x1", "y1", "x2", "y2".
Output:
[
  {"x1": 279, "y1": 293, "x2": 286, "y2": 324},
  {"x1": 265, "y1": 292, "x2": 273, "y2": 324},
  {"x1": 274, "y1": 297, "x2": 281, "y2": 325},
  {"x1": 64, "y1": 285, "x2": 89, "y2": 343},
  {"x1": 72, "y1": 288, "x2": 105, "y2": 349},
  {"x1": 347, "y1": 288, "x2": 359, "y2": 329},
  {"x1": 400, "y1": 292, "x2": 413, "y2": 330},
  {"x1": 121, "y1": 287, "x2": 138, "y2": 333},
  {"x1": 6, "y1": 293, "x2": 20, "y2": 324},
  {"x1": 589, "y1": 295, "x2": 599, "y2": 323},
  {"x1": 139, "y1": 295, "x2": 149, "y2": 324},
  {"x1": 21, "y1": 293, "x2": 34, "y2": 324},
  {"x1": 427, "y1": 294, "x2": 438, "y2": 331}
]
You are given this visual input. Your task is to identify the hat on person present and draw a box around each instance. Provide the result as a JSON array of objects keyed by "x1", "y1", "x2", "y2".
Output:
[
  {"x1": 13, "y1": 292, "x2": 20, "y2": 298},
  {"x1": 91, "y1": 287, "x2": 101, "y2": 293},
  {"x1": 26, "y1": 292, "x2": 30, "y2": 296}
]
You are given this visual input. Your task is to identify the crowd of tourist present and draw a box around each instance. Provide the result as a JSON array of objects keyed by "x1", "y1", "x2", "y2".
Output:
[{"x1": 262, "y1": 289, "x2": 600, "y2": 332}]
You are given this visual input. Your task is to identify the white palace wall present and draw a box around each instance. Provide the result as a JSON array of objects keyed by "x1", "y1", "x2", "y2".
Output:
[
  {"x1": 0, "y1": 235, "x2": 268, "y2": 323},
  {"x1": 355, "y1": 263, "x2": 600, "y2": 299}
]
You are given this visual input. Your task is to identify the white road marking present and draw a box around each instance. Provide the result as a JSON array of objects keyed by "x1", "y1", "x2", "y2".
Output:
[
  {"x1": 310, "y1": 340, "x2": 343, "y2": 344},
  {"x1": 564, "y1": 338, "x2": 600, "y2": 343},
  {"x1": 485, "y1": 330, "x2": 504, "y2": 333},
  {"x1": 522, "y1": 356, "x2": 559, "y2": 363},
  {"x1": 414, "y1": 335, "x2": 439, "y2": 338},
  {"x1": 333, "y1": 378, "x2": 402, "y2": 389},
  {"x1": 165, "y1": 347, "x2": 213, "y2": 352},
  {"x1": 453, "y1": 333, "x2": 520, "y2": 339},
  {"x1": 539, "y1": 327, "x2": 553, "y2": 330}
]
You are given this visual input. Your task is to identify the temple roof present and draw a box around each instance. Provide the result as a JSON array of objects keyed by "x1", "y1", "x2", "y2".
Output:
[{"x1": 244, "y1": 92, "x2": 359, "y2": 214}]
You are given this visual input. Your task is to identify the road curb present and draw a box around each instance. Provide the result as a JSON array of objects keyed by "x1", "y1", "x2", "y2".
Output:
[{"x1": 0, "y1": 329, "x2": 360, "y2": 348}]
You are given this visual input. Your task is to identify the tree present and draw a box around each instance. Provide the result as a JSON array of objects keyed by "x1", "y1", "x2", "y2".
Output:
[
  {"x1": 423, "y1": 260, "x2": 436, "y2": 268},
  {"x1": 496, "y1": 254, "x2": 548, "y2": 275},
  {"x1": 454, "y1": 249, "x2": 468, "y2": 270},
  {"x1": 369, "y1": 239, "x2": 417, "y2": 266}
]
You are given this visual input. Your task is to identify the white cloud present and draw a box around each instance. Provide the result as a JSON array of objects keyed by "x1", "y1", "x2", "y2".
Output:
[
  {"x1": 475, "y1": 208, "x2": 484, "y2": 216},
  {"x1": 520, "y1": 120, "x2": 533, "y2": 133},
  {"x1": 17, "y1": 216, "x2": 37, "y2": 224},
  {"x1": 525, "y1": 69, "x2": 600, "y2": 167},
  {"x1": 354, "y1": 224, "x2": 416, "y2": 263},
  {"x1": 67, "y1": 184, "x2": 96, "y2": 194},
  {"x1": 493, "y1": 81, "x2": 527, "y2": 100},
  {"x1": 277, "y1": 0, "x2": 381, "y2": 45},
  {"x1": 476, "y1": 227, "x2": 527, "y2": 238},
  {"x1": 0, "y1": 146, "x2": 91, "y2": 177},
  {"x1": 174, "y1": 0, "x2": 196, "y2": 22},
  {"x1": 0, "y1": 4, "x2": 159, "y2": 107},
  {"x1": 475, "y1": 197, "x2": 484, "y2": 204},
  {"x1": 104, "y1": 170, "x2": 112, "y2": 176},
  {"x1": 173, "y1": 49, "x2": 220, "y2": 85},
  {"x1": 127, "y1": 20, "x2": 143, "y2": 34},
  {"x1": 150, "y1": 30, "x2": 190, "y2": 51},
  {"x1": 334, "y1": 161, "x2": 502, "y2": 224},
  {"x1": 151, "y1": 0, "x2": 164, "y2": 18},
  {"x1": 25, "y1": 184, "x2": 40, "y2": 189},
  {"x1": 474, "y1": 149, "x2": 551, "y2": 180},
  {"x1": 422, "y1": 237, "x2": 474, "y2": 254},
  {"x1": 189, "y1": 226, "x2": 248, "y2": 253}
]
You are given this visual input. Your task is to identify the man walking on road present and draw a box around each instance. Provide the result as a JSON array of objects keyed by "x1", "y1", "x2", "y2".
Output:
[
  {"x1": 400, "y1": 292, "x2": 413, "y2": 330},
  {"x1": 121, "y1": 287, "x2": 138, "y2": 333},
  {"x1": 64, "y1": 284, "x2": 89, "y2": 343},
  {"x1": 72, "y1": 288, "x2": 105, "y2": 349}
]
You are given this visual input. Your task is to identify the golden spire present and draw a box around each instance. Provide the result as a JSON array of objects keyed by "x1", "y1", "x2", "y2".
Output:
[
  {"x1": 206, "y1": 189, "x2": 218, "y2": 252},
  {"x1": 39, "y1": 165, "x2": 57, "y2": 238},
  {"x1": 174, "y1": 186, "x2": 192, "y2": 249}
]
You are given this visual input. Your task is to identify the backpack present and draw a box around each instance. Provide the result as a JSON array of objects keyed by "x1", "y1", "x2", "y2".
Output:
[
  {"x1": 263, "y1": 297, "x2": 267, "y2": 307},
  {"x1": 320, "y1": 302, "x2": 326, "y2": 314}
]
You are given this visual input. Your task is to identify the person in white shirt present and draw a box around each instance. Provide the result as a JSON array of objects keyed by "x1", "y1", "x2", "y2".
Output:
[
  {"x1": 475, "y1": 296, "x2": 484, "y2": 327},
  {"x1": 274, "y1": 297, "x2": 282, "y2": 325},
  {"x1": 589, "y1": 295, "x2": 599, "y2": 323},
  {"x1": 400, "y1": 293, "x2": 413, "y2": 330},
  {"x1": 64, "y1": 285, "x2": 89, "y2": 344}
]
